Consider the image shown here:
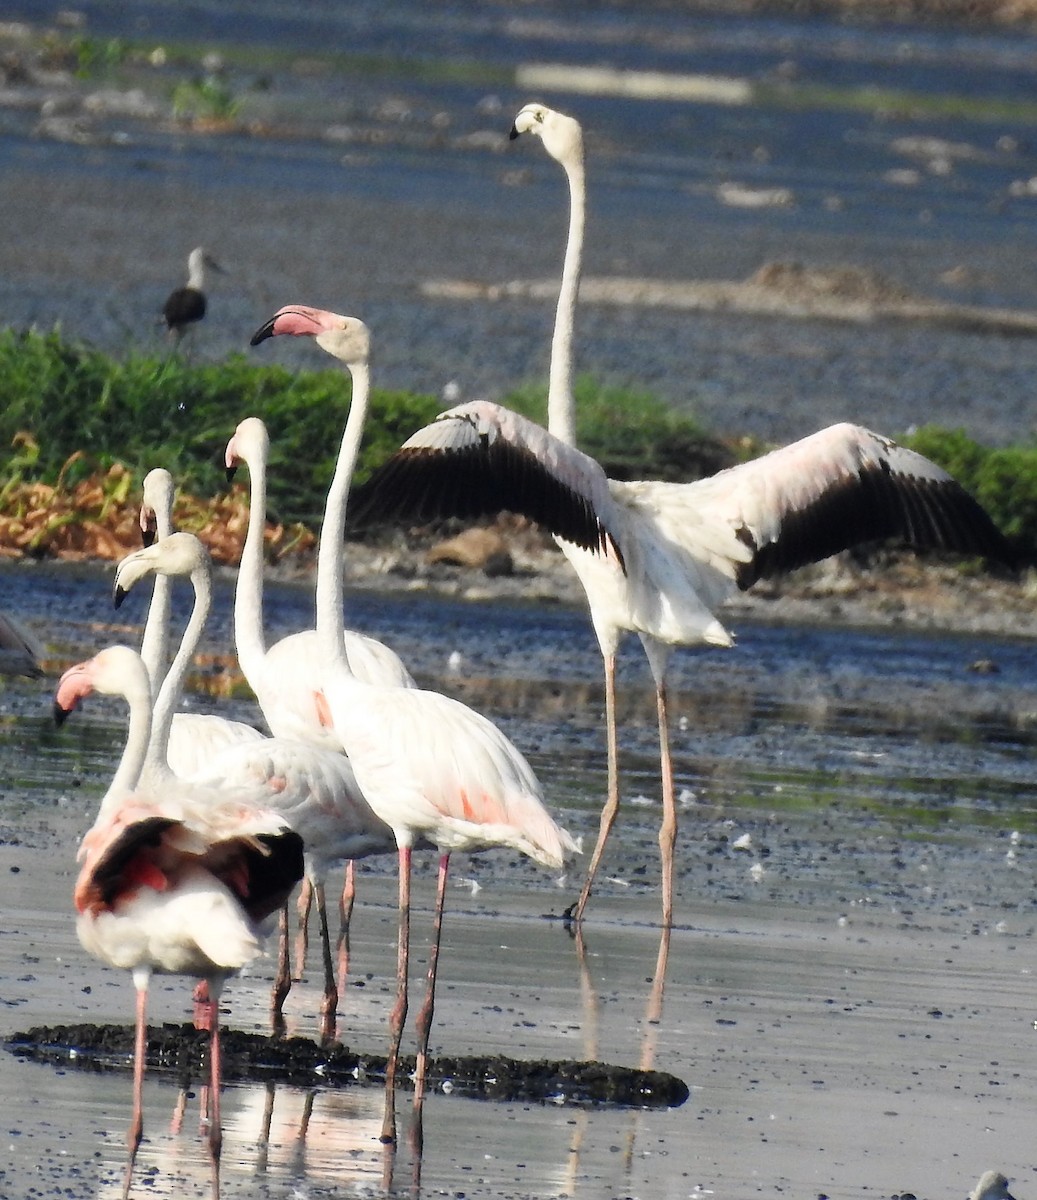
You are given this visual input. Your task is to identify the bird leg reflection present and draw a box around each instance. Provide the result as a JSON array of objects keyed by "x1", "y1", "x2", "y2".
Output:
[{"x1": 625, "y1": 924, "x2": 672, "y2": 1171}]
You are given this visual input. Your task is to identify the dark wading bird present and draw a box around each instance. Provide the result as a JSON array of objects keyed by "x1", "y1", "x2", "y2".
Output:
[
  {"x1": 162, "y1": 246, "x2": 224, "y2": 345},
  {"x1": 346, "y1": 102, "x2": 1019, "y2": 931}
]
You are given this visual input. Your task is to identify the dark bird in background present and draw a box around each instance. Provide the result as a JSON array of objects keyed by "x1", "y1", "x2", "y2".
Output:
[{"x1": 162, "y1": 246, "x2": 224, "y2": 345}]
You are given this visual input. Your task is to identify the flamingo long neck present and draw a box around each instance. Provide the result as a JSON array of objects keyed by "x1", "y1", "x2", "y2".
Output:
[
  {"x1": 233, "y1": 445, "x2": 270, "y2": 688},
  {"x1": 315, "y1": 359, "x2": 371, "y2": 675},
  {"x1": 139, "y1": 489, "x2": 174, "y2": 700},
  {"x1": 143, "y1": 563, "x2": 211, "y2": 780},
  {"x1": 547, "y1": 149, "x2": 584, "y2": 449},
  {"x1": 100, "y1": 659, "x2": 155, "y2": 815}
]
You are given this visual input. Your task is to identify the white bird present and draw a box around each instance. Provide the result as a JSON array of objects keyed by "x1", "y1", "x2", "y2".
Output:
[
  {"x1": 222, "y1": 415, "x2": 416, "y2": 754},
  {"x1": 162, "y1": 246, "x2": 223, "y2": 345},
  {"x1": 113, "y1": 531, "x2": 397, "y2": 1041},
  {"x1": 55, "y1": 644, "x2": 304, "y2": 1200},
  {"x1": 970, "y1": 1172, "x2": 1018, "y2": 1200},
  {"x1": 346, "y1": 101, "x2": 1016, "y2": 930},
  {"x1": 251, "y1": 305, "x2": 579, "y2": 1146},
  {"x1": 138, "y1": 467, "x2": 265, "y2": 778},
  {"x1": 222, "y1": 414, "x2": 417, "y2": 994}
]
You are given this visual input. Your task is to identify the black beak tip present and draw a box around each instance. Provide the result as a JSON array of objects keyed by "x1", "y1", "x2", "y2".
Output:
[
  {"x1": 226, "y1": 464, "x2": 238, "y2": 484},
  {"x1": 113, "y1": 584, "x2": 127, "y2": 610},
  {"x1": 141, "y1": 529, "x2": 156, "y2": 548},
  {"x1": 53, "y1": 701, "x2": 69, "y2": 727},
  {"x1": 250, "y1": 319, "x2": 276, "y2": 347},
  {"x1": 508, "y1": 125, "x2": 520, "y2": 140}
]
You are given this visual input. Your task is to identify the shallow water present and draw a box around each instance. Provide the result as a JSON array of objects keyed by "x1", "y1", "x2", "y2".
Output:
[{"x1": 2, "y1": 560, "x2": 1037, "y2": 1198}]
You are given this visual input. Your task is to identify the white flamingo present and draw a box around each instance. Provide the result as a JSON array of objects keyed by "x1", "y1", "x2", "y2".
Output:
[
  {"x1": 138, "y1": 467, "x2": 265, "y2": 778},
  {"x1": 113, "y1": 531, "x2": 397, "y2": 1040},
  {"x1": 345, "y1": 101, "x2": 1016, "y2": 930},
  {"x1": 251, "y1": 305, "x2": 579, "y2": 1145},
  {"x1": 222, "y1": 414, "x2": 416, "y2": 990},
  {"x1": 55, "y1": 643, "x2": 304, "y2": 1200}
]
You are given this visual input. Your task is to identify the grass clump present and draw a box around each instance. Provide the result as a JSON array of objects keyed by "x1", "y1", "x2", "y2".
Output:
[
  {"x1": 904, "y1": 425, "x2": 1037, "y2": 561},
  {"x1": 0, "y1": 328, "x2": 440, "y2": 532}
]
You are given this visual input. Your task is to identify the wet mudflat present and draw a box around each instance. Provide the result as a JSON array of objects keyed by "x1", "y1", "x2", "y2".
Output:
[{"x1": 1, "y1": 562, "x2": 1037, "y2": 1198}]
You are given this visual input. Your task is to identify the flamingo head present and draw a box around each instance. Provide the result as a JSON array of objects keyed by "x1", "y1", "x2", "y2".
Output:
[
  {"x1": 113, "y1": 531, "x2": 210, "y2": 608},
  {"x1": 225, "y1": 416, "x2": 269, "y2": 482},
  {"x1": 250, "y1": 305, "x2": 370, "y2": 367},
  {"x1": 54, "y1": 645, "x2": 143, "y2": 725},
  {"x1": 139, "y1": 503, "x2": 158, "y2": 547},
  {"x1": 140, "y1": 467, "x2": 174, "y2": 546},
  {"x1": 509, "y1": 102, "x2": 583, "y2": 166}
]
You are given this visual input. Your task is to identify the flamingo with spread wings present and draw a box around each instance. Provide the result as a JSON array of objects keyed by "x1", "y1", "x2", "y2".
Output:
[{"x1": 346, "y1": 102, "x2": 1017, "y2": 929}]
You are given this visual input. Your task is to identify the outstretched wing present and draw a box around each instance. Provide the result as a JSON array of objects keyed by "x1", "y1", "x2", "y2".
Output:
[
  {"x1": 680, "y1": 422, "x2": 1017, "y2": 588},
  {"x1": 348, "y1": 400, "x2": 626, "y2": 567}
]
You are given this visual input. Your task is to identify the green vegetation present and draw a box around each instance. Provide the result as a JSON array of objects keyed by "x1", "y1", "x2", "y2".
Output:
[
  {"x1": 0, "y1": 329, "x2": 439, "y2": 528},
  {"x1": 0, "y1": 329, "x2": 1034, "y2": 564},
  {"x1": 171, "y1": 75, "x2": 242, "y2": 123},
  {"x1": 903, "y1": 424, "x2": 1037, "y2": 557}
]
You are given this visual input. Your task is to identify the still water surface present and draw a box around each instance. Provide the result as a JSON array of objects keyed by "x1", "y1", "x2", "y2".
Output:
[{"x1": 1, "y1": 560, "x2": 1037, "y2": 1198}]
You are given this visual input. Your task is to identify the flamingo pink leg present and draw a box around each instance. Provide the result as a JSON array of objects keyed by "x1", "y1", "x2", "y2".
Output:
[
  {"x1": 294, "y1": 877, "x2": 313, "y2": 979},
  {"x1": 123, "y1": 975, "x2": 149, "y2": 1200},
  {"x1": 337, "y1": 860, "x2": 356, "y2": 1001},
  {"x1": 656, "y1": 681, "x2": 677, "y2": 929},
  {"x1": 381, "y1": 845, "x2": 412, "y2": 1144},
  {"x1": 314, "y1": 880, "x2": 338, "y2": 1044},
  {"x1": 414, "y1": 851, "x2": 450, "y2": 1103},
  {"x1": 570, "y1": 652, "x2": 619, "y2": 922},
  {"x1": 271, "y1": 905, "x2": 291, "y2": 1037}
]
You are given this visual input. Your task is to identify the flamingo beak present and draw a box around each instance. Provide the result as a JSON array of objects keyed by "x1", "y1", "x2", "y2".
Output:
[
  {"x1": 250, "y1": 316, "x2": 277, "y2": 346},
  {"x1": 113, "y1": 583, "x2": 128, "y2": 610},
  {"x1": 508, "y1": 123, "x2": 521, "y2": 140}
]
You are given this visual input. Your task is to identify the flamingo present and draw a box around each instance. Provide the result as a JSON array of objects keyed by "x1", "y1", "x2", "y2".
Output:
[
  {"x1": 113, "y1": 530, "x2": 397, "y2": 1040},
  {"x1": 344, "y1": 101, "x2": 1017, "y2": 930},
  {"x1": 55, "y1": 644, "x2": 304, "y2": 1200},
  {"x1": 222, "y1": 413, "x2": 417, "y2": 988},
  {"x1": 250, "y1": 305, "x2": 579, "y2": 1145},
  {"x1": 138, "y1": 467, "x2": 265, "y2": 779},
  {"x1": 162, "y1": 246, "x2": 223, "y2": 344}
]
